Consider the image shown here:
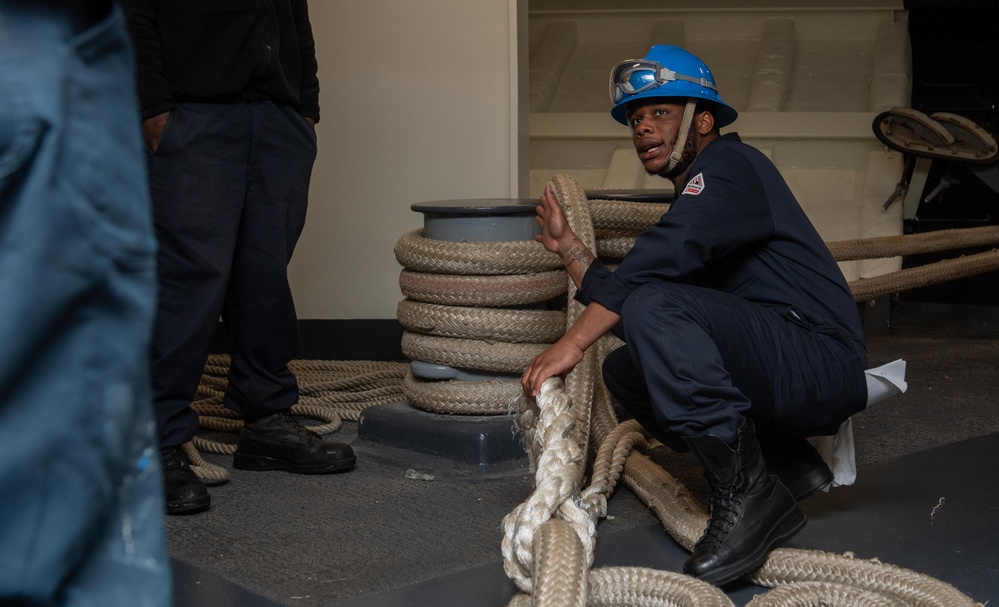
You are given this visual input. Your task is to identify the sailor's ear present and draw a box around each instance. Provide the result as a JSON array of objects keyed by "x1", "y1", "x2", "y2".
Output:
[{"x1": 696, "y1": 109, "x2": 715, "y2": 135}]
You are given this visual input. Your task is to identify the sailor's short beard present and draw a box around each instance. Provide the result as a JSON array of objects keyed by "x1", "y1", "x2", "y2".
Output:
[{"x1": 648, "y1": 132, "x2": 698, "y2": 180}]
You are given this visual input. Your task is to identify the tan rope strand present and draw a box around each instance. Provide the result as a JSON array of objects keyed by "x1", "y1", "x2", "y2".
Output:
[
  {"x1": 749, "y1": 548, "x2": 980, "y2": 606},
  {"x1": 586, "y1": 198, "x2": 669, "y2": 232},
  {"x1": 400, "y1": 331, "x2": 545, "y2": 374},
  {"x1": 849, "y1": 249, "x2": 999, "y2": 300},
  {"x1": 828, "y1": 224, "x2": 999, "y2": 261},
  {"x1": 745, "y1": 581, "x2": 906, "y2": 607},
  {"x1": 589, "y1": 334, "x2": 625, "y2": 446},
  {"x1": 621, "y1": 450, "x2": 707, "y2": 552},
  {"x1": 192, "y1": 435, "x2": 237, "y2": 456},
  {"x1": 587, "y1": 567, "x2": 734, "y2": 607},
  {"x1": 181, "y1": 441, "x2": 230, "y2": 484},
  {"x1": 397, "y1": 299, "x2": 566, "y2": 344},
  {"x1": 595, "y1": 234, "x2": 638, "y2": 260},
  {"x1": 531, "y1": 519, "x2": 588, "y2": 607},
  {"x1": 395, "y1": 228, "x2": 562, "y2": 275},
  {"x1": 403, "y1": 371, "x2": 522, "y2": 415},
  {"x1": 399, "y1": 269, "x2": 568, "y2": 307},
  {"x1": 552, "y1": 173, "x2": 599, "y2": 478},
  {"x1": 580, "y1": 420, "x2": 648, "y2": 518}
]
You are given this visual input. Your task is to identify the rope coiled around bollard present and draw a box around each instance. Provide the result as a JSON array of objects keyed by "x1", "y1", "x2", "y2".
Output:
[
  {"x1": 402, "y1": 371, "x2": 521, "y2": 415},
  {"x1": 394, "y1": 228, "x2": 561, "y2": 275},
  {"x1": 397, "y1": 299, "x2": 566, "y2": 344},
  {"x1": 399, "y1": 269, "x2": 568, "y2": 307}
]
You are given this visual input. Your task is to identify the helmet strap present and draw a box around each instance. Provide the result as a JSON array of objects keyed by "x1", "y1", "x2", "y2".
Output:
[{"x1": 666, "y1": 99, "x2": 699, "y2": 173}]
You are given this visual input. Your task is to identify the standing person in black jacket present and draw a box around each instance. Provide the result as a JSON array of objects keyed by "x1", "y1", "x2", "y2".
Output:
[
  {"x1": 126, "y1": 0, "x2": 355, "y2": 516},
  {"x1": 522, "y1": 45, "x2": 868, "y2": 585}
]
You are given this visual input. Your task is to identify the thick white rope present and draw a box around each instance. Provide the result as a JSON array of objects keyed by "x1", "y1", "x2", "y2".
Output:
[{"x1": 501, "y1": 378, "x2": 595, "y2": 594}]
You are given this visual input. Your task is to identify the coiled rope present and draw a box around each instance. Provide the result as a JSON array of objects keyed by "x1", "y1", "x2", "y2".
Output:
[{"x1": 395, "y1": 219, "x2": 573, "y2": 415}]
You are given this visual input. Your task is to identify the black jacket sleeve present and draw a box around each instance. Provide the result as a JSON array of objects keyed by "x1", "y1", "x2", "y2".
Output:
[
  {"x1": 124, "y1": 0, "x2": 174, "y2": 119},
  {"x1": 291, "y1": 0, "x2": 320, "y2": 123}
]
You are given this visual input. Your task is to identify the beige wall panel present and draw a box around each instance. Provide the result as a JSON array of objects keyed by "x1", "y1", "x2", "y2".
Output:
[{"x1": 290, "y1": 0, "x2": 527, "y2": 319}]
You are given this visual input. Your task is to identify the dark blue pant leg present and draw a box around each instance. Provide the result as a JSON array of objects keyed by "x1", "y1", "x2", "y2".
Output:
[
  {"x1": 0, "y1": 4, "x2": 169, "y2": 604},
  {"x1": 612, "y1": 282, "x2": 866, "y2": 444},
  {"x1": 149, "y1": 101, "x2": 315, "y2": 437},
  {"x1": 148, "y1": 102, "x2": 250, "y2": 447},
  {"x1": 602, "y1": 346, "x2": 689, "y2": 451},
  {"x1": 222, "y1": 102, "x2": 316, "y2": 418}
]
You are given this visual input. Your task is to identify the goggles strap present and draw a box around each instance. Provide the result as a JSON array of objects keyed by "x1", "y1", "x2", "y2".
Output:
[
  {"x1": 667, "y1": 99, "x2": 698, "y2": 172},
  {"x1": 661, "y1": 68, "x2": 717, "y2": 91}
]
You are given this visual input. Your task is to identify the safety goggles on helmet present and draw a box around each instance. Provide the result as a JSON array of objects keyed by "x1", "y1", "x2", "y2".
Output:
[{"x1": 609, "y1": 59, "x2": 718, "y2": 104}]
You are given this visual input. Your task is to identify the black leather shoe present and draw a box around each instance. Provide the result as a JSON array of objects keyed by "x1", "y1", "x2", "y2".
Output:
[
  {"x1": 233, "y1": 411, "x2": 356, "y2": 474},
  {"x1": 161, "y1": 446, "x2": 210, "y2": 515},
  {"x1": 760, "y1": 436, "x2": 834, "y2": 501}
]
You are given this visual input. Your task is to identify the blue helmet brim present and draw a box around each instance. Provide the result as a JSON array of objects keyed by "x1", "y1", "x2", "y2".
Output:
[{"x1": 611, "y1": 90, "x2": 739, "y2": 128}]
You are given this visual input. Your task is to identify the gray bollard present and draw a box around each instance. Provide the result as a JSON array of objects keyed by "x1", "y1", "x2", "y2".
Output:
[{"x1": 358, "y1": 199, "x2": 541, "y2": 472}]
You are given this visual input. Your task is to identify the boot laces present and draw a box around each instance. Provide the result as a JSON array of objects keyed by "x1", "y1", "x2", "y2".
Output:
[
  {"x1": 276, "y1": 413, "x2": 322, "y2": 443},
  {"x1": 701, "y1": 463, "x2": 748, "y2": 546},
  {"x1": 702, "y1": 491, "x2": 743, "y2": 545}
]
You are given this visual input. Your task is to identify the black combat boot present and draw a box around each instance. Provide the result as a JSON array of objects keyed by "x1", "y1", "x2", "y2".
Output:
[
  {"x1": 682, "y1": 420, "x2": 806, "y2": 585},
  {"x1": 233, "y1": 411, "x2": 356, "y2": 474},
  {"x1": 161, "y1": 446, "x2": 210, "y2": 515}
]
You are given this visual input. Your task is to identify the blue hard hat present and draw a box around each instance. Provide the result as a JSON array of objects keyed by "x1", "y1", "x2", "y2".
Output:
[{"x1": 609, "y1": 45, "x2": 738, "y2": 127}]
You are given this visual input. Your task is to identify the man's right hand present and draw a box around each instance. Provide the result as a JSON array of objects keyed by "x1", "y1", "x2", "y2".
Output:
[
  {"x1": 142, "y1": 111, "x2": 171, "y2": 153},
  {"x1": 521, "y1": 338, "x2": 585, "y2": 398},
  {"x1": 535, "y1": 182, "x2": 574, "y2": 255},
  {"x1": 538, "y1": 182, "x2": 596, "y2": 288}
]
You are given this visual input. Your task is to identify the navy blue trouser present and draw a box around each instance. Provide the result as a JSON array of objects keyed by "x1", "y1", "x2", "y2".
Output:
[
  {"x1": 147, "y1": 101, "x2": 317, "y2": 448},
  {"x1": 602, "y1": 282, "x2": 868, "y2": 447},
  {"x1": 0, "y1": 2, "x2": 170, "y2": 604}
]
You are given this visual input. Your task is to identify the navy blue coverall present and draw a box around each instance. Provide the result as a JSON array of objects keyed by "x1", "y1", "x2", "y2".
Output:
[{"x1": 580, "y1": 133, "x2": 868, "y2": 447}]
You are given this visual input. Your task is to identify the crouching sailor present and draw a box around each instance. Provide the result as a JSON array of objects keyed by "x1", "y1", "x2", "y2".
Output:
[{"x1": 521, "y1": 44, "x2": 868, "y2": 585}]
